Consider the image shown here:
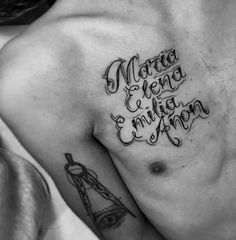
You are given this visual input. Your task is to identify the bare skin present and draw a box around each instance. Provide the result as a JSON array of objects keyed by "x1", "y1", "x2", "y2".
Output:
[
  {"x1": 1, "y1": 0, "x2": 236, "y2": 239},
  {"x1": 0, "y1": 148, "x2": 50, "y2": 240}
]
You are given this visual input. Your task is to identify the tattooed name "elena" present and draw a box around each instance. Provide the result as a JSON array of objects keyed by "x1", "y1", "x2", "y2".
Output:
[{"x1": 103, "y1": 49, "x2": 209, "y2": 147}]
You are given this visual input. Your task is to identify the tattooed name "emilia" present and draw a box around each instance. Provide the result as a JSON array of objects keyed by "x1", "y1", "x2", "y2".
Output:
[{"x1": 103, "y1": 49, "x2": 209, "y2": 147}]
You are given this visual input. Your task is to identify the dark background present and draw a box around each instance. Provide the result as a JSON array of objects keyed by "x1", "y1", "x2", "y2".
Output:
[{"x1": 0, "y1": 0, "x2": 56, "y2": 25}]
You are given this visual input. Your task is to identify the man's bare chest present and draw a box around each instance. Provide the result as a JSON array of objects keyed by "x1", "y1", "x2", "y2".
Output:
[
  {"x1": 61, "y1": 16, "x2": 236, "y2": 185},
  {"x1": 90, "y1": 45, "x2": 236, "y2": 240},
  {"x1": 53, "y1": 15, "x2": 236, "y2": 239}
]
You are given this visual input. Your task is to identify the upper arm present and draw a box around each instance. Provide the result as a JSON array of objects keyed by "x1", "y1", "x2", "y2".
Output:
[
  {"x1": 0, "y1": 148, "x2": 50, "y2": 240},
  {"x1": 0, "y1": 42, "x2": 163, "y2": 239}
]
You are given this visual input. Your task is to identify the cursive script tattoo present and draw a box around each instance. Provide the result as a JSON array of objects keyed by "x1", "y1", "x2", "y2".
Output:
[
  {"x1": 103, "y1": 49, "x2": 209, "y2": 147},
  {"x1": 64, "y1": 153, "x2": 136, "y2": 232}
]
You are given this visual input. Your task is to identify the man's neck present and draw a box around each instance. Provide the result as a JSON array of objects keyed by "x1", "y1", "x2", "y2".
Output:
[
  {"x1": 49, "y1": 0, "x2": 163, "y2": 25},
  {"x1": 43, "y1": 0, "x2": 214, "y2": 33}
]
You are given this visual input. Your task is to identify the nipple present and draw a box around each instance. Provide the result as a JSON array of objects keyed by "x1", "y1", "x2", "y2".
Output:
[{"x1": 149, "y1": 161, "x2": 167, "y2": 175}]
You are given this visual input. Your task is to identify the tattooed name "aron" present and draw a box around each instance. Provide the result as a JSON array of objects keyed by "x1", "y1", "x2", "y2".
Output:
[{"x1": 103, "y1": 49, "x2": 209, "y2": 147}]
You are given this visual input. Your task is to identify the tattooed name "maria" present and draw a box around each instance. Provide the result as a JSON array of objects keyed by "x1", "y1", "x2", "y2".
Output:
[{"x1": 103, "y1": 49, "x2": 209, "y2": 147}]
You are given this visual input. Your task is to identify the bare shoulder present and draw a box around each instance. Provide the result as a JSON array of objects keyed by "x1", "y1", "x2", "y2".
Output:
[
  {"x1": 0, "y1": 21, "x2": 81, "y2": 93},
  {"x1": 0, "y1": 20, "x2": 94, "y2": 137}
]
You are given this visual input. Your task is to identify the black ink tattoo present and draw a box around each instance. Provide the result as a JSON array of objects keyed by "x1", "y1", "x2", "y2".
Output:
[
  {"x1": 64, "y1": 153, "x2": 136, "y2": 231},
  {"x1": 103, "y1": 48, "x2": 210, "y2": 147}
]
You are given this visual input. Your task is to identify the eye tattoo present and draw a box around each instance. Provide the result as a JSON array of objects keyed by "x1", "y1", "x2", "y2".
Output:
[
  {"x1": 103, "y1": 49, "x2": 210, "y2": 147},
  {"x1": 64, "y1": 153, "x2": 136, "y2": 232}
]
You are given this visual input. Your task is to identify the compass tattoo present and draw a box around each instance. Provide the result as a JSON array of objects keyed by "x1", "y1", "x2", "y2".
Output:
[{"x1": 64, "y1": 153, "x2": 136, "y2": 232}]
